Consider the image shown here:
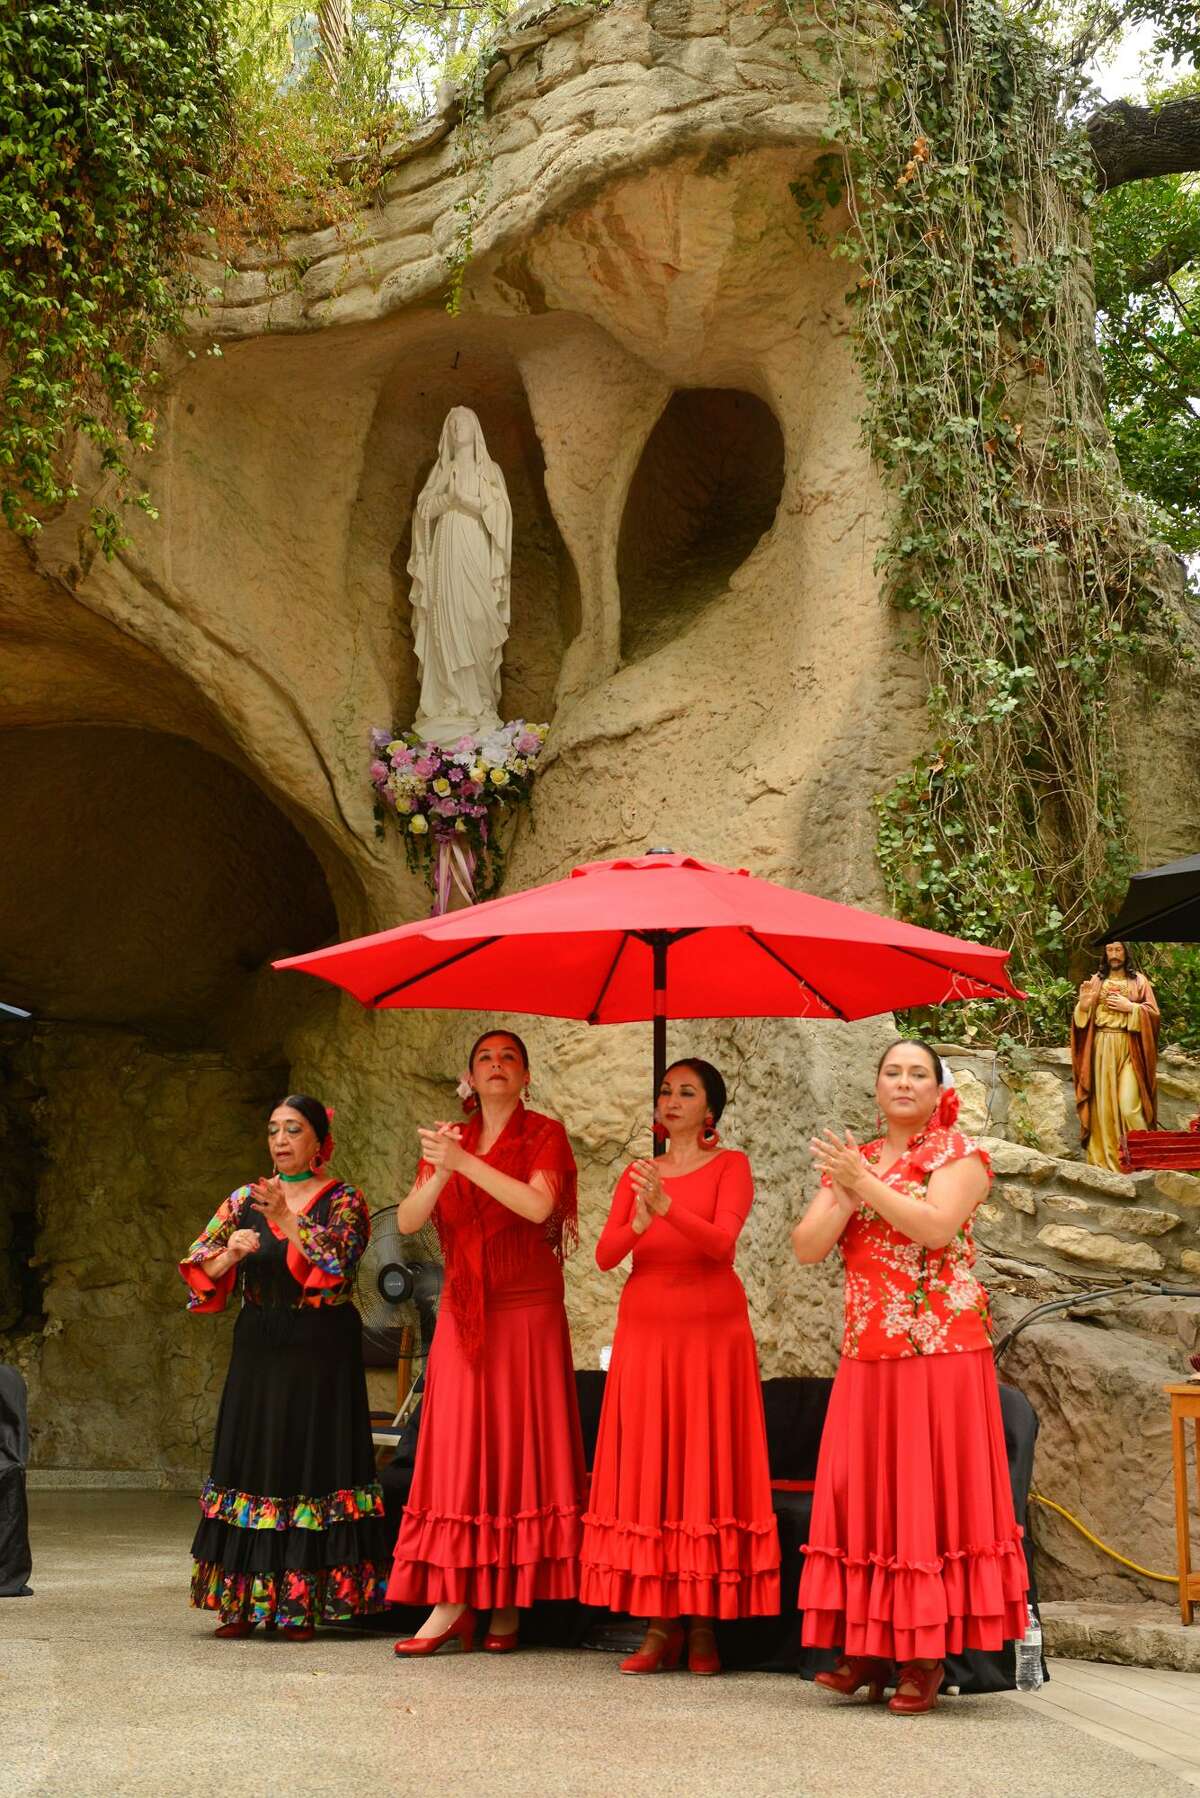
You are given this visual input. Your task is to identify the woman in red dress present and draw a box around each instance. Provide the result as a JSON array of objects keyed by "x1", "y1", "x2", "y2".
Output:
[
  {"x1": 580, "y1": 1059, "x2": 780, "y2": 1676},
  {"x1": 793, "y1": 1040, "x2": 1029, "y2": 1714},
  {"x1": 388, "y1": 1029, "x2": 585, "y2": 1656}
]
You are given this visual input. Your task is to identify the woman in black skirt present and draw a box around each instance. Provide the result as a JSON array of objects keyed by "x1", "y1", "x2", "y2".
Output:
[{"x1": 180, "y1": 1093, "x2": 391, "y2": 1639}]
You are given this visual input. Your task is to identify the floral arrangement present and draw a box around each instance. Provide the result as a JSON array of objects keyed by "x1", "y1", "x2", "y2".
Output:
[{"x1": 370, "y1": 720, "x2": 548, "y2": 912}]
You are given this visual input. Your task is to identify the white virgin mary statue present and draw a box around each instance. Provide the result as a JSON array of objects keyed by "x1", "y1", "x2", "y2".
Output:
[{"x1": 408, "y1": 407, "x2": 513, "y2": 748}]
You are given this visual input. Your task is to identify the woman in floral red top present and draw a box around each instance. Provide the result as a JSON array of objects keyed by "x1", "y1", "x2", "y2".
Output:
[
  {"x1": 792, "y1": 1041, "x2": 1028, "y2": 1715},
  {"x1": 180, "y1": 1093, "x2": 392, "y2": 1640}
]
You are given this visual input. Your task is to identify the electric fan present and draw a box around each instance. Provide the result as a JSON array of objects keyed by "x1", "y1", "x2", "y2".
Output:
[{"x1": 355, "y1": 1208, "x2": 442, "y2": 1427}]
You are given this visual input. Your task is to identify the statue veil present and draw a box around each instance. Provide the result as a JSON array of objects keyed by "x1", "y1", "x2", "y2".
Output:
[{"x1": 408, "y1": 408, "x2": 513, "y2": 746}]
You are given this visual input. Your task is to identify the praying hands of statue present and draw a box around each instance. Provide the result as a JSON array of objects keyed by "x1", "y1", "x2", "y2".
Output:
[{"x1": 447, "y1": 466, "x2": 485, "y2": 519}]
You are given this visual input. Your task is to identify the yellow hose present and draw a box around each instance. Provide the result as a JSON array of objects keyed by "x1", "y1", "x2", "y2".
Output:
[{"x1": 1030, "y1": 1489, "x2": 1178, "y2": 1585}]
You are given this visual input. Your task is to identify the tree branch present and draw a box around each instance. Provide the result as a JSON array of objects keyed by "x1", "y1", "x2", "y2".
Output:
[
  {"x1": 1124, "y1": 241, "x2": 1200, "y2": 289},
  {"x1": 1088, "y1": 96, "x2": 1200, "y2": 190}
]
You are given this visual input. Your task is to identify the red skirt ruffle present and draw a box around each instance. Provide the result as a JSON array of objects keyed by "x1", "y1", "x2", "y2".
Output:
[
  {"x1": 580, "y1": 1263, "x2": 780, "y2": 1619},
  {"x1": 387, "y1": 1291, "x2": 585, "y2": 1609},
  {"x1": 798, "y1": 1349, "x2": 1029, "y2": 1661}
]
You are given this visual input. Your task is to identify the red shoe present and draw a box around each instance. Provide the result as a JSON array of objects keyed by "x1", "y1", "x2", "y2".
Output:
[
  {"x1": 212, "y1": 1619, "x2": 256, "y2": 1639},
  {"x1": 888, "y1": 1661, "x2": 943, "y2": 1715},
  {"x1": 814, "y1": 1657, "x2": 889, "y2": 1702},
  {"x1": 281, "y1": 1625, "x2": 316, "y2": 1643},
  {"x1": 688, "y1": 1624, "x2": 721, "y2": 1676},
  {"x1": 620, "y1": 1623, "x2": 685, "y2": 1674},
  {"x1": 482, "y1": 1629, "x2": 520, "y2": 1653},
  {"x1": 394, "y1": 1610, "x2": 476, "y2": 1657}
]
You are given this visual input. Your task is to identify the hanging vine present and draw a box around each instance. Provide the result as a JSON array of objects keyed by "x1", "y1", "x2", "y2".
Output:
[
  {"x1": 786, "y1": 0, "x2": 1178, "y2": 1041},
  {"x1": 0, "y1": 2, "x2": 229, "y2": 554}
]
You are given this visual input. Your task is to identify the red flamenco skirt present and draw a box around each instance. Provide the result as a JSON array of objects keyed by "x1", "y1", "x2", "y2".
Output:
[
  {"x1": 798, "y1": 1348, "x2": 1029, "y2": 1661},
  {"x1": 579, "y1": 1264, "x2": 780, "y2": 1619},
  {"x1": 387, "y1": 1289, "x2": 585, "y2": 1610}
]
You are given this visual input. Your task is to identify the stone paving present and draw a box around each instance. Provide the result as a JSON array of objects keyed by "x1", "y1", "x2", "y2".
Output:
[{"x1": 0, "y1": 1491, "x2": 1193, "y2": 1798}]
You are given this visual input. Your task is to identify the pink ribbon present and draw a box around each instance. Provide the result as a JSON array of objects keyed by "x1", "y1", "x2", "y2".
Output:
[{"x1": 433, "y1": 837, "x2": 477, "y2": 915}]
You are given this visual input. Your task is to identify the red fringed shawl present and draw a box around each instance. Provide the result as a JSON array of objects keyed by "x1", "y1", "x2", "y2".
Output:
[{"x1": 423, "y1": 1103, "x2": 578, "y2": 1363}]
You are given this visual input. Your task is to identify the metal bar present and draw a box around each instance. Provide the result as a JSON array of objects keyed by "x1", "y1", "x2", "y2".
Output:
[
  {"x1": 869, "y1": 941, "x2": 1016, "y2": 999},
  {"x1": 369, "y1": 935, "x2": 500, "y2": 1005},
  {"x1": 651, "y1": 933, "x2": 668, "y2": 1158},
  {"x1": 742, "y1": 931, "x2": 849, "y2": 1020},
  {"x1": 586, "y1": 933, "x2": 632, "y2": 1025}
]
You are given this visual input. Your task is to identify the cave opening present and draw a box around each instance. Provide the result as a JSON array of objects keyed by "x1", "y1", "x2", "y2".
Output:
[{"x1": 618, "y1": 388, "x2": 785, "y2": 662}]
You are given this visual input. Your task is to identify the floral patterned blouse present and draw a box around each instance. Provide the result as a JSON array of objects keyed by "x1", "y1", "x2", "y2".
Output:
[
  {"x1": 831, "y1": 1126, "x2": 993, "y2": 1361},
  {"x1": 179, "y1": 1180, "x2": 370, "y2": 1312}
]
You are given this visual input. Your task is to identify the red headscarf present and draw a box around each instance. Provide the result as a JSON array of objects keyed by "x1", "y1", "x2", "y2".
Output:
[{"x1": 424, "y1": 1102, "x2": 577, "y2": 1363}]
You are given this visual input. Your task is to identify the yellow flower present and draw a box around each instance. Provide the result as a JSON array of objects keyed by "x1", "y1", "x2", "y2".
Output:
[
  {"x1": 395, "y1": 798, "x2": 413, "y2": 815},
  {"x1": 490, "y1": 768, "x2": 509, "y2": 787},
  {"x1": 433, "y1": 778, "x2": 451, "y2": 796},
  {"x1": 454, "y1": 818, "x2": 467, "y2": 833},
  {"x1": 409, "y1": 814, "x2": 429, "y2": 835},
  {"x1": 472, "y1": 762, "x2": 486, "y2": 782}
]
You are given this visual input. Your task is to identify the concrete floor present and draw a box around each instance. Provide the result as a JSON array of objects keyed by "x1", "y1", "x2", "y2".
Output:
[{"x1": 0, "y1": 1491, "x2": 1194, "y2": 1798}]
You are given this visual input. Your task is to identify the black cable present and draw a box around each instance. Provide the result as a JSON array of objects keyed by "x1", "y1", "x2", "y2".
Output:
[{"x1": 993, "y1": 1279, "x2": 1200, "y2": 1363}]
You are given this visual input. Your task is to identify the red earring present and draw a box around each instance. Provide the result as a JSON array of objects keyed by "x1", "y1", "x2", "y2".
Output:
[{"x1": 701, "y1": 1114, "x2": 720, "y2": 1148}]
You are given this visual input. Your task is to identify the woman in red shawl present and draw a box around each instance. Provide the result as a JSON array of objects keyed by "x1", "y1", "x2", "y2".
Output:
[{"x1": 388, "y1": 1030, "x2": 585, "y2": 1656}]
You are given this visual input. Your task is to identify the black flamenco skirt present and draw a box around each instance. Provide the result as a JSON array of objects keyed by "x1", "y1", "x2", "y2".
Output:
[{"x1": 190, "y1": 1302, "x2": 393, "y2": 1627}]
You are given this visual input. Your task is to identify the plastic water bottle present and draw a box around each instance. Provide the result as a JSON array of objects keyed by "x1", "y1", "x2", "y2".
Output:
[{"x1": 1014, "y1": 1612, "x2": 1044, "y2": 1692}]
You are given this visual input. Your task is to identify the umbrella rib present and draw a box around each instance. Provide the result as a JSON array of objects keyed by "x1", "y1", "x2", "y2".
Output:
[
  {"x1": 744, "y1": 932, "x2": 848, "y2": 1020},
  {"x1": 586, "y1": 933, "x2": 633, "y2": 1025},
  {"x1": 880, "y1": 942, "x2": 1014, "y2": 999},
  {"x1": 369, "y1": 935, "x2": 501, "y2": 1006}
]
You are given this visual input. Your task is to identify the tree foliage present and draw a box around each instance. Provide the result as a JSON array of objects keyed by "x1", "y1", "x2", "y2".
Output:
[
  {"x1": 788, "y1": 0, "x2": 1174, "y2": 1043},
  {"x1": 0, "y1": 1, "x2": 229, "y2": 551},
  {"x1": 1093, "y1": 157, "x2": 1200, "y2": 566}
]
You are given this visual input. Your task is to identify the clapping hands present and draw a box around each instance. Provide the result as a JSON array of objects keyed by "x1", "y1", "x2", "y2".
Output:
[
  {"x1": 629, "y1": 1158, "x2": 670, "y2": 1232},
  {"x1": 226, "y1": 1227, "x2": 261, "y2": 1262},
  {"x1": 809, "y1": 1128, "x2": 866, "y2": 1211},
  {"x1": 250, "y1": 1176, "x2": 288, "y2": 1227},
  {"x1": 418, "y1": 1121, "x2": 466, "y2": 1173}
]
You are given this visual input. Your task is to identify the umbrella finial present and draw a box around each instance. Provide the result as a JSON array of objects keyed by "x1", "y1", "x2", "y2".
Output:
[{"x1": 646, "y1": 846, "x2": 676, "y2": 856}]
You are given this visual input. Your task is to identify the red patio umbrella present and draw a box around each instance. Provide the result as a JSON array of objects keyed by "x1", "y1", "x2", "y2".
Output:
[{"x1": 275, "y1": 851, "x2": 1023, "y2": 1147}]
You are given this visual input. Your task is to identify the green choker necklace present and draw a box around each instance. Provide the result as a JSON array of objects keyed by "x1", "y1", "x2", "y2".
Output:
[{"x1": 277, "y1": 1167, "x2": 318, "y2": 1184}]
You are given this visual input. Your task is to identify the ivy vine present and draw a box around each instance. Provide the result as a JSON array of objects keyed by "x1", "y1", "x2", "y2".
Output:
[
  {"x1": 786, "y1": 0, "x2": 1178, "y2": 1042},
  {"x1": 0, "y1": 1, "x2": 228, "y2": 553}
]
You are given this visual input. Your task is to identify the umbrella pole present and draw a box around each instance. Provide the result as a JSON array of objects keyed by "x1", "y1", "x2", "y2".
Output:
[{"x1": 652, "y1": 933, "x2": 667, "y2": 1158}]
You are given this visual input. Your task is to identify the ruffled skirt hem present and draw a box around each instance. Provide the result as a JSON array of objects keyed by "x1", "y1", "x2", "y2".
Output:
[
  {"x1": 386, "y1": 1502, "x2": 582, "y2": 1607},
  {"x1": 799, "y1": 1538, "x2": 1029, "y2": 1659},
  {"x1": 191, "y1": 1557, "x2": 389, "y2": 1627},
  {"x1": 579, "y1": 1514, "x2": 781, "y2": 1619}
]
